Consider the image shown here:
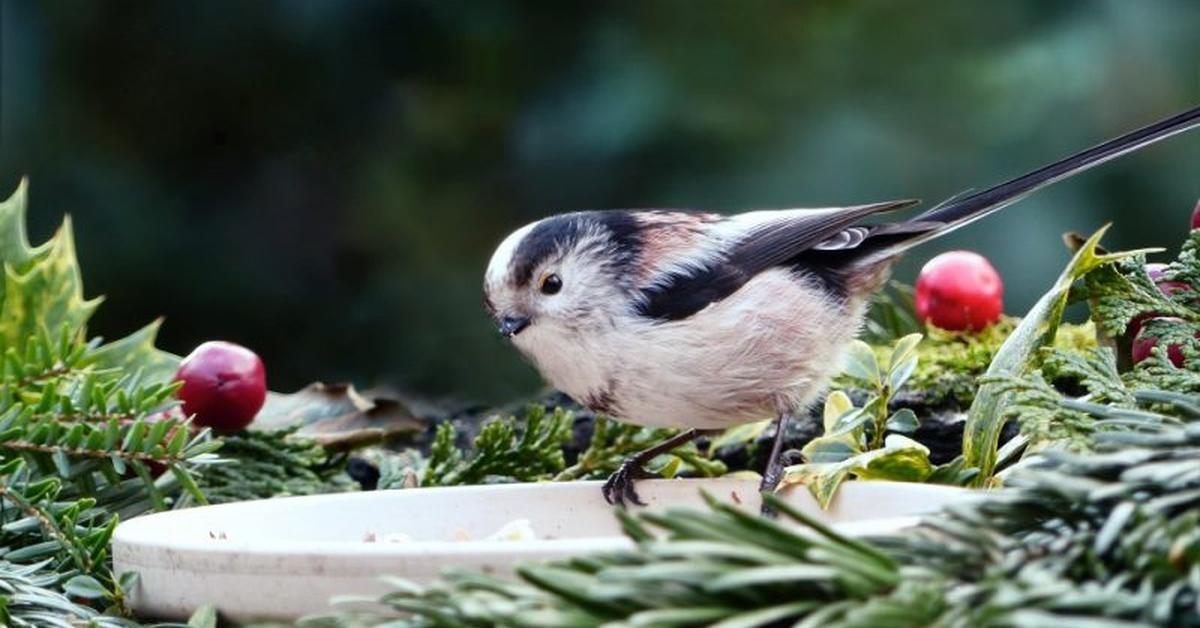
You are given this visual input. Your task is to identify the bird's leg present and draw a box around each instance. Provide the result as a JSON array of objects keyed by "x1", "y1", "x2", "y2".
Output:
[
  {"x1": 759, "y1": 412, "x2": 793, "y2": 515},
  {"x1": 602, "y1": 428, "x2": 717, "y2": 507}
]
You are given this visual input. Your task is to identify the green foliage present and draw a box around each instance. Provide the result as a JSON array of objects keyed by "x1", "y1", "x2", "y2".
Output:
[
  {"x1": 191, "y1": 427, "x2": 354, "y2": 504},
  {"x1": 1087, "y1": 251, "x2": 1197, "y2": 341},
  {"x1": 782, "y1": 334, "x2": 973, "y2": 507},
  {"x1": 557, "y1": 416, "x2": 725, "y2": 482},
  {"x1": 977, "y1": 224, "x2": 1200, "y2": 463},
  {"x1": 421, "y1": 406, "x2": 573, "y2": 486},
  {"x1": 311, "y1": 395, "x2": 1200, "y2": 627},
  {"x1": 882, "y1": 319, "x2": 1016, "y2": 408},
  {"x1": 860, "y1": 281, "x2": 921, "y2": 344},
  {"x1": 375, "y1": 407, "x2": 726, "y2": 490},
  {"x1": 859, "y1": 291, "x2": 1098, "y2": 409},
  {"x1": 0, "y1": 560, "x2": 139, "y2": 627},
  {"x1": 0, "y1": 182, "x2": 228, "y2": 623},
  {"x1": 982, "y1": 346, "x2": 1142, "y2": 456},
  {"x1": 963, "y1": 225, "x2": 1151, "y2": 486},
  {"x1": 1084, "y1": 230, "x2": 1200, "y2": 386}
]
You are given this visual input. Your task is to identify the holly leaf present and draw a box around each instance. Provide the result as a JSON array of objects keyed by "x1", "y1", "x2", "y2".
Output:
[
  {"x1": 0, "y1": 179, "x2": 180, "y2": 382},
  {"x1": 0, "y1": 179, "x2": 51, "y2": 275},
  {"x1": 0, "y1": 218, "x2": 101, "y2": 353},
  {"x1": 87, "y1": 318, "x2": 181, "y2": 385}
]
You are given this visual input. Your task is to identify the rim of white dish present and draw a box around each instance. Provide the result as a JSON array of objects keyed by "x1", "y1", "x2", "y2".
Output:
[{"x1": 112, "y1": 479, "x2": 966, "y2": 573}]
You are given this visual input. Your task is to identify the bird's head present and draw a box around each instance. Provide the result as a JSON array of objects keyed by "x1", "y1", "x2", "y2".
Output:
[{"x1": 483, "y1": 212, "x2": 640, "y2": 350}]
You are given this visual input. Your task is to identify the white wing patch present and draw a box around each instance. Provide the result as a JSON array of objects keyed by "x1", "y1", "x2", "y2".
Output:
[{"x1": 813, "y1": 226, "x2": 870, "y2": 250}]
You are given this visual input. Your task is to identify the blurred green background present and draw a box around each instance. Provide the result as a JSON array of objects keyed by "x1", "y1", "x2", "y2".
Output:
[{"x1": 0, "y1": 1, "x2": 1198, "y2": 403}]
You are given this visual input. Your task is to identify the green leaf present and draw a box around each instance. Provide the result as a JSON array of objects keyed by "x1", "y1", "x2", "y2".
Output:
[
  {"x1": 781, "y1": 463, "x2": 852, "y2": 509},
  {"x1": 87, "y1": 318, "x2": 180, "y2": 386},
  {"x1": 926, "y1": 455, "x2": 980, "y2": 486},
  {"x1": 0, "y1": 180, "x2": 52, "y2": 287},
  {"x1": 653, "y1": 455, "x2": 682, "y2": 479},
  {"x1": 187, "y1": 603, "x2": 219, "y2": 628},
  {"x1": 709, "y1": 602, "x2": 818, "y2": 628},
  {"x1": 51, "y1": 450, "x2": 71, "y2": 478},
  {"x1": 122, "y1": 422, "x2": 146, "y2": 453},
  {"x1": 167, "y1": 422, "x2": 189, "y2": 455},
  {"x1": 842, "y1": 340, "x2": 881, "y2": 387},
  {"x1": 849, "y1": 435, "x2": 933, "y2": 482},
  {"x1": 706, "y1": 564, "x2": 840, "y2": 590},
  {"x1": 118, "y1": 570, "x2": 140, "y2": 595},
  {"x1": 785, "y1": 435, "x2": 933, "y2": 507},
  {"x1": 963, "y1": 225, "x2": 1155, "y2": 486},
  {"x1": 627, "y1": 607, "x2": 732, "y2": 625},
  {"x1": 822, "y1": 391, "x2": 854, "y2": 433},
  {"x1": 828, "y1": 406, "x2": 871, "y2": 438},
  {"x1": 62, "y1": 575, "x2": 106, "y2": 600},
  {"x1": 885, "y1": 408, "x2": 919, "y2": 433},
  {"x1": 800, "y1": 434, "x2": 861, "y2": 464},
  {"x1": 171, "y1": 464, "x2": 210, "y2": 506},
  {"x1": 0, "y1": 218, "x2": 102, "y2": 354},
  {"x1": 886, "y1": 333, "x2": 922, "y2": 391}
]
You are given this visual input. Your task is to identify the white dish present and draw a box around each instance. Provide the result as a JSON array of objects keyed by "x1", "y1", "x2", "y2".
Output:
[{"x1": 113, "y1": 479, "x2": 972, "y2": 622}]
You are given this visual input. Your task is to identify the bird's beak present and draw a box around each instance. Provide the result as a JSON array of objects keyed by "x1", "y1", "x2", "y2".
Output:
[{"x1": 498, "y1": 315, "x2": 531, "y2": 338}]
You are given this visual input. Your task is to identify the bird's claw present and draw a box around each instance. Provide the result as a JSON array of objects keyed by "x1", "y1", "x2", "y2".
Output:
[{"x1": 602, "y1": 460, "x2": 653, "y2": 507}]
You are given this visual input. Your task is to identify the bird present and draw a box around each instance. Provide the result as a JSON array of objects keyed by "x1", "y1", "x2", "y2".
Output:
[{"x1": 483, "y1": 105, "x2": 1200, "y2": 507}]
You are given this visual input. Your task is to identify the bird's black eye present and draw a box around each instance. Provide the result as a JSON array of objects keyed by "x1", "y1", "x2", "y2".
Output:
[{"x1": 539, "y1": 273, "x2": 562, "y2": 295}]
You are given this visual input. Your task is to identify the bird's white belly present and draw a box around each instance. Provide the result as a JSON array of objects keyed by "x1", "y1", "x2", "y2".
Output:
[{"x1": 520, "y1": 269, "x2": 869, "y2": 430}]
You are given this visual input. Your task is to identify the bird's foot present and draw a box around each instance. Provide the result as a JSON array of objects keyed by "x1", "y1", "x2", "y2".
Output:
[{"x1": 602, "y1": 459, "x2": 654, "y2": 507}]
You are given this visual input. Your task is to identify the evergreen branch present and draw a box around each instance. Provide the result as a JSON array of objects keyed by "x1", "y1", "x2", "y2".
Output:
[
  {"x1": 422, "y1": 406, "x2": 572, "y2": 486},
  {"x1": 15, "y1": 366, "x2": 76, "y2": 389},
  {"x1": 0, "y1": 479, "x2": 86, "y2": 573},
  {"x1": 193, "y1": 427, "x2": 352, "y2": 504},
  {"x1": 2, "y1": 441, "x2": 186, "y2": 464},
  {"x1": 0, "y1": 559, "x2": 136, "y2": 627},
  {"x1": 555, "y1": 417, "x2": 722, "y2": 482}
]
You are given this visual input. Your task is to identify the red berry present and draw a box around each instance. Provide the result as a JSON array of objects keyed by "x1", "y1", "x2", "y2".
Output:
[
  {"x1": 1147, "y1": 263, "x2": 1192, "y2": 296},
  {"x1": 1191, "y1": 200, "x2": 1200, "y2": 230},
  {"x1": 174, "y1": 341, "x2": 266, "y2": 432},
  {"x1": 1145, "y1": 263, "x2": 1190, "y2": 295},
  {"x1": 1131, "y1": 317, "x2": 1197, "y2": 367},
  {"x1": 1125, "y1": 264, "x2": 1193, "y2": 339},
  {"x1": 1127, "y1": 264, "x2": 1171, "y2": 338},
  {"x1": 914, "y1": 251, "x2": 1004, "y2": 332},
  {"x1": 1126, "y1": 312, "x2": 1154, "y2": 341}
]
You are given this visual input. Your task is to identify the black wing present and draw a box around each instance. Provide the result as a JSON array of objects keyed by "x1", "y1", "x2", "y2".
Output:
[{"x1": 634, "y1": 199, "x2": 919, "y2": 321}]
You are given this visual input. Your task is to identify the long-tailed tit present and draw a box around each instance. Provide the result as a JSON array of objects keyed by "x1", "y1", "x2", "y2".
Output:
[{"x1": 484, "y1": 105, "x2": 1200, "y2": 506}]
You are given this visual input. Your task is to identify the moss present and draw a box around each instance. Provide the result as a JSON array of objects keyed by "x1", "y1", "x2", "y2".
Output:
[{"x1": 842, "y1": 318, "x2": 1098, "y2": 409}]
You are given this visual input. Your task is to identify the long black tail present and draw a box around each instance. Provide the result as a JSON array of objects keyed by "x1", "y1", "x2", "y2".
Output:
[{"x1": 856, "y1": 104, "x2": 1200, "y2": 263}]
